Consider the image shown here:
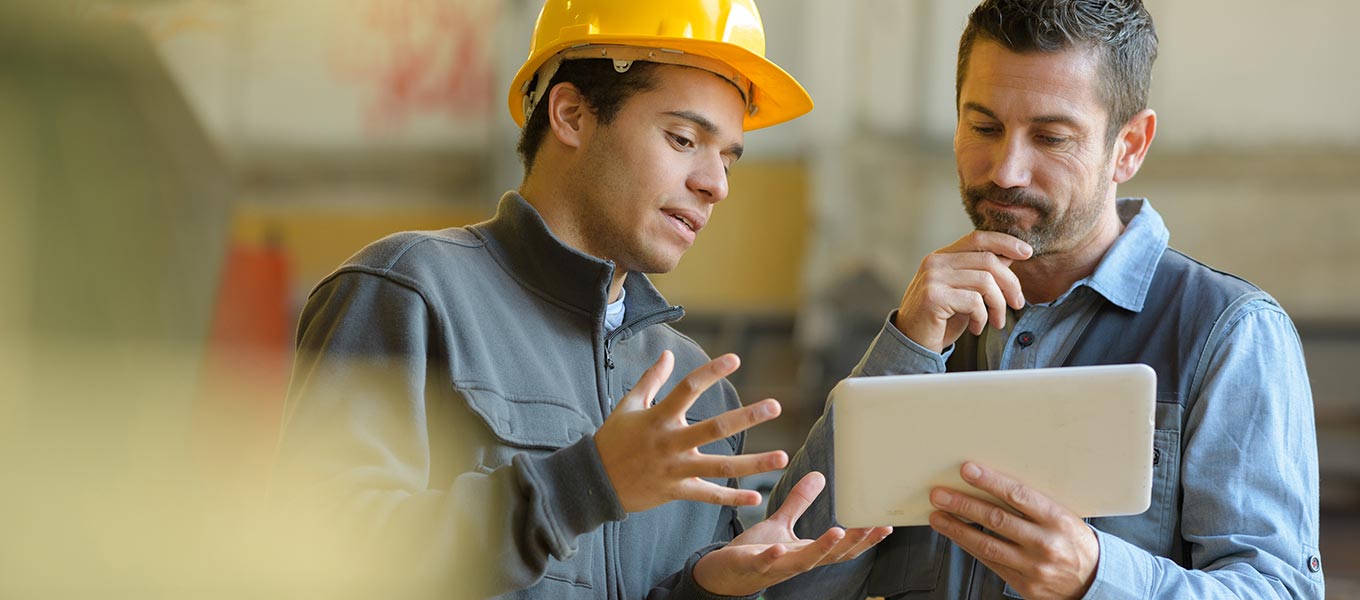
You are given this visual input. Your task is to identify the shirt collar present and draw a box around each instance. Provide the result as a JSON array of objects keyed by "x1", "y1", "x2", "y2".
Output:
[
  {"x1": 471, "y1": 191, "x2": 675, "y2": 322},
  {"x1": 1077, "y1": 198, "x2": 1169, "y2": 312}
]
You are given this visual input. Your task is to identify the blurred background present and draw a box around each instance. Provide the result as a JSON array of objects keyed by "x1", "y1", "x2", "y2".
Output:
[{"x1": 2, "y1": 0, "x2": 1356, "y2": 596}]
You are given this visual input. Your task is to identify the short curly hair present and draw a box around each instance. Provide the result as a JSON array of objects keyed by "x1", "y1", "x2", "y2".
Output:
[{"x1": 957, "y1": 0, "x2": 1158, "y2": 146}]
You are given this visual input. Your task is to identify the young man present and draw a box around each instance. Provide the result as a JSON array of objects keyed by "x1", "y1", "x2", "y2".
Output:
[
  {"x1": 768, "y1": 1, "x2": 1324, "y2": 598},
  {"x1": 270, "y1": 1, "x2": 890, "y2": 598}
]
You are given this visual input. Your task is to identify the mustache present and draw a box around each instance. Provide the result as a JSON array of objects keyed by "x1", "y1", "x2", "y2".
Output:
[{"x1": 963, "y1": 183, "x2": 1052, "y2": 212}]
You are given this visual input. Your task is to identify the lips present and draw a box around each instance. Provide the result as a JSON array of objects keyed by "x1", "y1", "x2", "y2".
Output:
[{"x1": 662, "y1": 208, "x2": 706, "y2": 233}]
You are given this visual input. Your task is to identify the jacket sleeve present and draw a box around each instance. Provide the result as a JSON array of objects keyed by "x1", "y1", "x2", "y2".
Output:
[
  {"x1": 269, "y1": 270, "x2": 626, "y2": 597},
  {"x1": 1083, "y1": 299, "x2": 1325, "y2": 599}
]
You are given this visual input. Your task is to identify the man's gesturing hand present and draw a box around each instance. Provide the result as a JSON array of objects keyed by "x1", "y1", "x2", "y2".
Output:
[
  {"x1": 928, "y1": 462, "x2": 1100, "y2": 599},
  {"x1": 893, "y1": 231, "x2": 1032, "y2": 353},
  {"x1": 692, "y1": 472, "x2": 893, "y2": 597},
  {"x1": 593, "y1": 351, "x2": 788, "y2": 513}
]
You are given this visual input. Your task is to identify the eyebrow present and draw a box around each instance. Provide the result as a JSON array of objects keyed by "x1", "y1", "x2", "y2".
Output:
[
  {"x1": 664, "y1": 110, "x2": 744, "y2": 160},
  {"x1": 962, "y1": 102, "x2": 1080, "y2": 128}
]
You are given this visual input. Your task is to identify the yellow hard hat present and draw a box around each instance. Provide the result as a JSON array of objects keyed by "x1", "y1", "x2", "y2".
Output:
[{"x1": 509, "y1": 0, "x2": 813, "y2": 131}]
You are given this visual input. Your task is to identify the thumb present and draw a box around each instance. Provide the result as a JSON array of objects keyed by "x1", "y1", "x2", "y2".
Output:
[
  {"x1": 619, "y1": 350, "x2": 674, "y2": 412},
  {"x1": 771, "y1": 471, "x2": 826, "y2": 527}
]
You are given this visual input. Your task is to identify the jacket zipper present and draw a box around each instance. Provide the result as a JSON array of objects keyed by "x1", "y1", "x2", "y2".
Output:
[{"x1": 602, "y1": 305, "x2": 684, "y2": 371}]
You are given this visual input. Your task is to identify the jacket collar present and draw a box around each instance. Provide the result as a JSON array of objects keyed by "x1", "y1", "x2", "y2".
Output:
[{"x1": 472, "y1": 191, "x2": 677, "y2": 324}]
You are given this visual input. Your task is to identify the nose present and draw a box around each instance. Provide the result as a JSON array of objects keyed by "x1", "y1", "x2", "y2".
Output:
[
  {"x1": 990, "y1": 135, "x2": 1032, "y2": 189},
  {"x1": 687, "y1": 151, "x2": 729, "y2": 203}
]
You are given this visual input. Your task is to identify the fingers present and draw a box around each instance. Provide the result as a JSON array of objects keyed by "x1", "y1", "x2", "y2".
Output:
[
  {"x1": 684, "y1": 450, "x2": 788, "y2": 480},
  {"x1": 929, "y1": 463, "x2": 1057, "y2": 546},
  {"x1": 768, "y1": 471, "x2": 826, "y2": 526},
  {"x1": 943, "y1": 230, "x2": 1034, "y2": 262},
  {"x1": 920, "y1": 252, "x2": 1025, "y2": 312},
  {"x1": 619, "y1": 351, "x2": 675, "y2": 412},
  {"x1": 929, "y1": 486, "x2": 1039, "y2": 545},
  {"x1": 675, "y1": 477, "x2": 763, "y2": 507},
  {"x1": 760, "y1": 527, "x2": 845, "y2": 574},
  {"x1": 831, "y1": 526, "x2": 892, "y2": 563},
  {"x1": 942, "y1": 251, "x2": 1027, "y2": 311},
  {"x1": 896, "y1": 231, "x2": 1031, "y2": 351},
  {"x1": 655, "y1": 354, "x2": 741, "y2": 420},
  {"x1": 959, "y1": 462, "x2": 1058, "y2": 524},
  {"x1": 674, "y1": 397, "x2": 780, "y2": 451},
  {"x1": 928, "y1": 509, "x2": 1025, "y2": 568}
]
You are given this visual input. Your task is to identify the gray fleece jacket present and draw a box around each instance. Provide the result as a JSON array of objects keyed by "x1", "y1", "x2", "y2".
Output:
[{"x1": 271, "y1": 192, "x2": 756, "y2": 599}]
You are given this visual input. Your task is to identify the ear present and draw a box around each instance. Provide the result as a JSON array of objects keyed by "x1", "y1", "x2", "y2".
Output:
[
  {"x1": 547, "y1": 82, "x2": 594, "y2": 150},
  {"x1": 1111, "y1": 108, "x2": 1156, "y2": 184}
]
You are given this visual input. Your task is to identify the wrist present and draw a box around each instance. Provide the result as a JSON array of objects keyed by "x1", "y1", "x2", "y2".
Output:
[{"x1": 684, "y1": 544, "x2": 762, "y2": 600}]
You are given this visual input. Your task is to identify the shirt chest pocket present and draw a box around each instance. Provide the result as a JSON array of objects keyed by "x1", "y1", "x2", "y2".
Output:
[{"x1": 458, "y1": 384, "x2": 596, "y2": 469}]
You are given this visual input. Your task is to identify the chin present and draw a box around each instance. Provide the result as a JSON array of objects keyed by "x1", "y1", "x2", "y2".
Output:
[{"x1": 635, "y1": 252, "x2": 684, "y2": 275}]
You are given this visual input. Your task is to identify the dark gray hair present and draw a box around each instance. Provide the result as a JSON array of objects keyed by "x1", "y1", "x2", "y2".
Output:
[{"x1": 957, "y1": 0, "x2": 1158, "y2": 146}]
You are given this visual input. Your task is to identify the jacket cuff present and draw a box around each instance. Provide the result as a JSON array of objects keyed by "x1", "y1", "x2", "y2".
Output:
[
  {"x1": 1081, "y1": 527, "x2": 1155, "y2": 600},
  {"x1": 670, "y1": 543, "x2": 763, "y2": 600},
  {"x1": 514, "y1": 435, "x2": 627, "y2": 556},
  {"x1": 850, "y1": 310, "x2": 951, "y2": 377}
]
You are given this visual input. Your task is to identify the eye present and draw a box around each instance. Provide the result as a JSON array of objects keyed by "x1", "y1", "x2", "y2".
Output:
[
  {"x1": 970, "y1": 124, "x2": 1001, "y2": 137},
  {"x1": 668, "y1": 132, "x2": 695, "y2": 149},
  {"x1": 1036, "y1": 134, "x2": 1069, "y2": 147}
]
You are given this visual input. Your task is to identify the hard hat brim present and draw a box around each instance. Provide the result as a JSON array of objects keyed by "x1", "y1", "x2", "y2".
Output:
[{"x1": 508, "y1": 36, "x2": 813, "y2": 131}]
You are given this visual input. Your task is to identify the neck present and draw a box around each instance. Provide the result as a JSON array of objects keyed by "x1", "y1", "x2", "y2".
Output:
[
  {"x1": 1013, "y1": 204, "x2": 1124, "y2": 304},
  {"x1": 607, "y1": 275, "x2": 626, "y2": 304},
  {"x1": 519, "y1": 171, "x2": 628, "y2": 304}
]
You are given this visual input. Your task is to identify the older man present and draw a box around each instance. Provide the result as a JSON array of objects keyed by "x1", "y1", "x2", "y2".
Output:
[{"x1": 768, "y1": 1, "x2": 1323, "y2": 598}]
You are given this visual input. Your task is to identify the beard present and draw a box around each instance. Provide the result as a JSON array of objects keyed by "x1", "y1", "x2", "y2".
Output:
[{"x1": 960, "y1": 181, "x2": 1106, "y2": 256}]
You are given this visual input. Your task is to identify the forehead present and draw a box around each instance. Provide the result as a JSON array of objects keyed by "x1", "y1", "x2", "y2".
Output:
[
  {"x1": 622, "y1": 65, "x2": 746, "y2": 133},
  {"x1": 960, "y1": 40, "x2": 1104, "y2": 123}
]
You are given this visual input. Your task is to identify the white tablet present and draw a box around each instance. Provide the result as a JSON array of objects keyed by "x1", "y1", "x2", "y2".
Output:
[{"x1": 832, "y1": 364, "x2": 1155, "y2": 528}]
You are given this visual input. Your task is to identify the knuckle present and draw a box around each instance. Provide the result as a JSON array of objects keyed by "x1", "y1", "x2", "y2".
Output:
[
  {"x1": 1035, "y1": 536, "x2": 1064, "y2": 560},
  {"x1": 978, "y1": 538, "x2": 1005, "y2": 563},
  {"x1": 719, "y1": 459, "x2": 737, "y2": 479},
  {"x1": 708, "y1": 418, "x2": 733, "y2": 440},
  {"x1": 1034, "y1": 563, "x2": 1059, "y2": 582},
  {"x1": 678, "y1": 378, "x2": 701, "y2": 397},
  {"x1": 986, "y1": 506, "x2": 1009, "y2": 530},
  {"x1": 1006, "y1": 483, "x2": 1030, "y2": 507}
]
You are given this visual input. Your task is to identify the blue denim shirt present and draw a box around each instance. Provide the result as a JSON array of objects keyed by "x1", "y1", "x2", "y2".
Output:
[{"x1": 769, "y1": 200, "x2": 1324, "y2": 599}]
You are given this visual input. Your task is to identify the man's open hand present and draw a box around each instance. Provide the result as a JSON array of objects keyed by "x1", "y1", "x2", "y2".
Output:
[
  {"x1": 594, "y1": 351, "x2": 788, "y2": 512},
  {"x1": 692, "y1": 472, "x2": 893, "y2": 597}
]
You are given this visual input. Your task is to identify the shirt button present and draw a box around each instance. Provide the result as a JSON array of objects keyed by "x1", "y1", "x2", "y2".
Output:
[
  {"x1": 1153, "y1": 448, "x2": 1161, "y2": 466},
  {"x1": 1309, "y1": 555, "x2": 1322, "y2": 573},
  {"x1": 1016, "y1": 331, "x2": 1036, "y2": 348}
]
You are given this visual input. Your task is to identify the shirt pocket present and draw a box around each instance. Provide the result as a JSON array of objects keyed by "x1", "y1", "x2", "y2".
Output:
[{"x1": 866, "y1": 526, "x2": 949, "y2": 596}]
